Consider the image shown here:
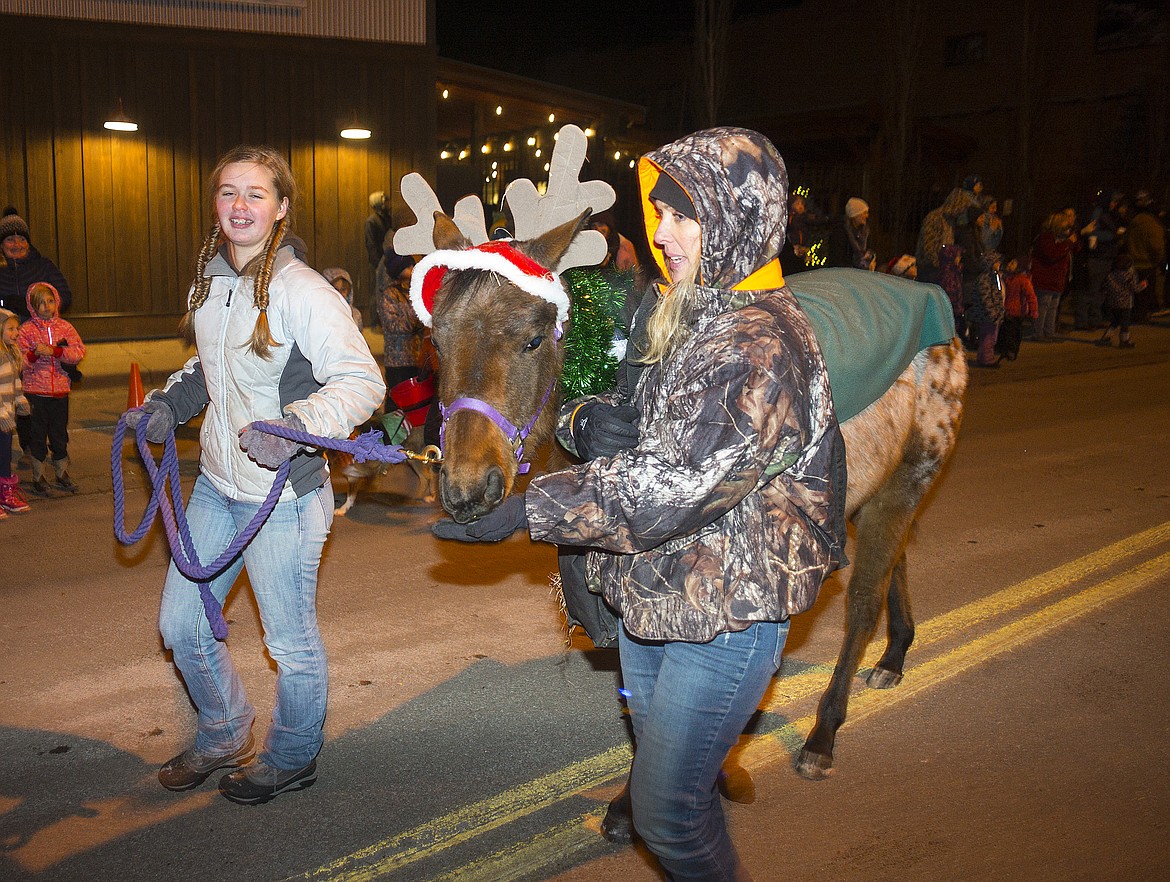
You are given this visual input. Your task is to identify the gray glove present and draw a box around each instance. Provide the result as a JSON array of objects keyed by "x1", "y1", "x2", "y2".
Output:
[
  {"x1": 0, "y1": 413, "x2": 14, "y2": 434},
  {"x1": 238, "y1": 413, "x2": 306, "y2": 469},
  {"x1": 431, "y1": 494, "x2": 528, "y2": 542},
  {"x1": 124, "y1": 397, "x2": 176, "y2": 443},
  {"x1": 15, "y1": 396, "x2": 29, "y2": 417},
  {"x1": 572, "y1": 402, "x2": 640, "y2": 459}
]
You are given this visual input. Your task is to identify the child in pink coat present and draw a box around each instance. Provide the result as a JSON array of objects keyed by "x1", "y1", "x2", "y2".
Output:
[
  {"x1": 17, "y1": 281, "x2": 86, "y2": 495},
  {"x1": 0, "y1": 308, "x2": 32, "y2": 513}
]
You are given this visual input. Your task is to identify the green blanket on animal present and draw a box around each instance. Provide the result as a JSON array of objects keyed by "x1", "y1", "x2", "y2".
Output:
[{"x1": 788, "y1": 268, "x2": 956, "y2": 422}]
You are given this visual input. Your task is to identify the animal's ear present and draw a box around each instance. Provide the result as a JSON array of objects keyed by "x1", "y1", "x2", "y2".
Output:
[
  {"x1": 516, "y1": 209, "x2": 594, "y2": 272},
  {"x1": 433, "y1": 212, "x2": 471, "y2": 251}
]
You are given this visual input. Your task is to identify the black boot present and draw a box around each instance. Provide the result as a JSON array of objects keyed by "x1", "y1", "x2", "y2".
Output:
[{"x1": 600, "y1": 783, "x2": 636, "y2": 844}]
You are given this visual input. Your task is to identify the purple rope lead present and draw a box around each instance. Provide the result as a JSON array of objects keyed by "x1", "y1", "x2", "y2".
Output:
[{"x1": 113, "y1": 413, "x2": 409, "y2": 639}]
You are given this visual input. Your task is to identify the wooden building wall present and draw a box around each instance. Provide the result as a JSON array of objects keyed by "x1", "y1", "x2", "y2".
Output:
[{"x1": 0, "y1": 15, "x2": 437, "y2": 339}]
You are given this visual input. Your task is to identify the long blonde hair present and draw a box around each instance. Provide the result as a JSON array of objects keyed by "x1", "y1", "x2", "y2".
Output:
[
  {"x1": 0, "y1": 313, "x2": 20, "y2": 369},
  {"x1": 178, "y1": 145, "x2": 297, "y2": 359},
  {"x1": 636, "y1": 269, "x2": 699, "y2": 365}
]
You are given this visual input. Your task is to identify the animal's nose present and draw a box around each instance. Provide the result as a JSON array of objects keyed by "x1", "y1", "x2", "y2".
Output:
[{"x1": 440, "y1": 464, "x2": 507, "y2": 523}]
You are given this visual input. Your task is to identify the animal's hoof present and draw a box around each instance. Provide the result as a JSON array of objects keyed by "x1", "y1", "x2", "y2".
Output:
[
  {"x1": 600, "y1": 792, "x2": 635, "y2": 845},
  {"x1": 866, "y1": 667, "x2": 903, "y2": 689},
  {"x1": 794, "y1": 749, "x2": 834, "y2": 780}
]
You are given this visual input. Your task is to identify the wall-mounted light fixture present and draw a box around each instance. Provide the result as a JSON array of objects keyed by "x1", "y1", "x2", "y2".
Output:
[
  {"x1": 104, "y1": 98, "x2": 138, "y2": 132},
  {"x1": 340, "y1": 112, "x2": 371, "y2": 140}
]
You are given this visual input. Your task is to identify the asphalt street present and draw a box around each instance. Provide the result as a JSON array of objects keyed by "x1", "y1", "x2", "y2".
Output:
[{"x1": 2, "y1": 319, "x2": 1169, "y2": 881}]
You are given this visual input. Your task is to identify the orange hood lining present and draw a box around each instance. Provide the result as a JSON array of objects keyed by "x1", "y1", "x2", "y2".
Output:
[{"x1": 637, "y1": 156, "x2": 783, "y2": 292}]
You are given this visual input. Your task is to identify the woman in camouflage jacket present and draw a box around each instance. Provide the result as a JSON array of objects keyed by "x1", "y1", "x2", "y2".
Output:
[{"x1": 450, "y1": 127, "x2": 844, "y2": 880}]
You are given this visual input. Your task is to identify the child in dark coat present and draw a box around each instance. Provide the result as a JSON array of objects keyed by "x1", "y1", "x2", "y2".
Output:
[{"x1": 1098, "y1": 254, "x2": 1145, "y2": 349}]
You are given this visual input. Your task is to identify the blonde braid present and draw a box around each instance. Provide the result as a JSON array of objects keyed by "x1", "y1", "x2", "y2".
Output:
[
  {"x1": 246, "y1": 216, "x2": 287, "y2": 359},
  {"x1": 178, "y1": 222, "x2": 223, "y2": 345}
]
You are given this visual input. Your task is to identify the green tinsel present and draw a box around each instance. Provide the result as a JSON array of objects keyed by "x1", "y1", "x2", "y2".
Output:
[{"x1": 560, "y1": 268, "x2": 637, "y2": 399}]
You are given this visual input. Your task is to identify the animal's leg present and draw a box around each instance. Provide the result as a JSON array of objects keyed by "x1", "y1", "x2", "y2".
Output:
[
  {"x1": 418, "y1": 461, "x2": 438, "y2": 504},
  {"x1": 795, "y1": 474, "x2": 919, "y2": 780},
  {"x1": 334, "y1": 478, "x2": 361, "y2": 517},
  {"x1": 868, "y1": 553, "x2": 913, "y2": 688}
]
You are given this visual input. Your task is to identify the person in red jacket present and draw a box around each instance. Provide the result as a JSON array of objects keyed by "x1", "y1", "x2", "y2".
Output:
[
  {"x1": 16, "y1": 282, "x2": 85, "y2": 495},
  {"x1": 1029, "y1": 211, "x2": 1080, "y2": 340},
  {"x1": 996, "y1": 256, "x2": 1038, "y2": 361}
]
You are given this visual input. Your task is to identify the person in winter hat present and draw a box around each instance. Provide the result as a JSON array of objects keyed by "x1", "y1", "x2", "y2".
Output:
[
  {"x1": 434, "y1": 127, "x2": 846, "y2": 881},
  {"x1": 124, "y1": 144, "x2": 383, "y2": 806},
  {"x1": 0, "y1": 307, "x2": 32, "y2": 513},
  {"x1": 16, "y1": 282, "x2": 85, "y2": 495},
  {"x1": 321, "y1": 266, "x2": 362, "y2": 328},
  {"x1": 364, "y1": 190, "x2": 391, "y2": 272},
  {"x1": 1, "y1": 206, "x2": 75, "y2": 467},
  {"x1": 0, "y1": 208, "x2": 73, "y2": 319},
  {"x1": 828, "y1": 196, "x2": 874, "y2": 269}
]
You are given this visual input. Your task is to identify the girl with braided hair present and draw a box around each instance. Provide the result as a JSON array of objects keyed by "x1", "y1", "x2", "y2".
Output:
[{"x1": 127, "y1": 145, "x2": 384, "y2": 805}]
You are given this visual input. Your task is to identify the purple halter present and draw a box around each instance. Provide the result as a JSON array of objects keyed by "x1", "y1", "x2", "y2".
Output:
[{"x1": 438, "y1": 326, "x2": 562, "y2": 475}]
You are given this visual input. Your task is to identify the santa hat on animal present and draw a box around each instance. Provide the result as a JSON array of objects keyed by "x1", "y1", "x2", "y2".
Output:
[{"x1": 396, "y1": 125, "x2": 616, "y2": 333}]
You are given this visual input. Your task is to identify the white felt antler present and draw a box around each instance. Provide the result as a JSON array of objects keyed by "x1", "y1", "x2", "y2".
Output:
[
  {"x1": 393, "y1": 172, "x2": 488, "y2": 257},
  {"x1": 504, "y1": 124, "x2": 616, "y2": 274},
  {"x1": 453, "y1": 194, "x2": 489, "y2": 245}
]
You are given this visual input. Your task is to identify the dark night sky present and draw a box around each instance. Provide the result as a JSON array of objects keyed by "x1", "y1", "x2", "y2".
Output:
[
  {"x1": 434, "y1": 1, "x2": 692, "y2": 71},
  {"x1": 434, "y1": 1, "x2": 791, "y2": 86}
]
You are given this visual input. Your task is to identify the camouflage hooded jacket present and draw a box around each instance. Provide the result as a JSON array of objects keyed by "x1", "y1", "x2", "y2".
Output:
[{"x1": 526, "y1": 127, "x2": 844, "y2": 642}]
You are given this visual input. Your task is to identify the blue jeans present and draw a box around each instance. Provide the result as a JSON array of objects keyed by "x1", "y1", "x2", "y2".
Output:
[
  {"x1": 159, "y1": 475, "x2": 333, "y2": 770},
  {"x1": 619, "y1": 620, "x2": 789, "y2": 882}
]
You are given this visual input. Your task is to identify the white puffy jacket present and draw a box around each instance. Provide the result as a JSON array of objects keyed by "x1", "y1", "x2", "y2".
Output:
[{"x1": 158, "y1": 240, "x2": 385, "y2": 504}]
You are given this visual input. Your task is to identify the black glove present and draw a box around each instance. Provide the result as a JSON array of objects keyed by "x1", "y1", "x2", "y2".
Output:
[
  {"x1": 124, "y1": 397, "x2": 176, "y2": 443},
  {"x1": 431, "y1": 494, "x2": 528, "y2": 542},
  {"x1": 572, "y1": 402, "x2": 640, "y2": 459},
  {"x1": 238, "y1": 413, "x2": 306, "y2": 469}
]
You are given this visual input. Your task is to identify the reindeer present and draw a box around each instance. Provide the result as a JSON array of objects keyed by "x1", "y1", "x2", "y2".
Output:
[{"x1": 394, "y1": 125, "x2": 967, "y2": 788}]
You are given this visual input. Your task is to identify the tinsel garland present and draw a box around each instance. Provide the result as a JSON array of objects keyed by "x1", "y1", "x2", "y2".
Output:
[{"x1": 560, "y1": 268, "x2": 637, "y2": 399}]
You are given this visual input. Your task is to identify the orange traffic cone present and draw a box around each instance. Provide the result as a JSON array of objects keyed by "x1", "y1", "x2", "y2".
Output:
[{"x1": 127, "y1": 362, "x2": 145, "y2": 410}]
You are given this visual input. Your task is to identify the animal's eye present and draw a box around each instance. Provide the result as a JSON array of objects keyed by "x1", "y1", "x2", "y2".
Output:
[{"x1": 524, "y1": 335, "x2": 543, "y2": 352}]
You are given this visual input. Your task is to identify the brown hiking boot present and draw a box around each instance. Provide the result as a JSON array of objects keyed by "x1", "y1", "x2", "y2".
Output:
[{"x1": 158, "y1": 735, "x2": 256, "y2": 791}]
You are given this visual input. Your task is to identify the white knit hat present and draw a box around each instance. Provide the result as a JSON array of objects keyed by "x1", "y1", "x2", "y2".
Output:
[{"x1": 845, "y1": 197, "x2": 869, "y2": 219}]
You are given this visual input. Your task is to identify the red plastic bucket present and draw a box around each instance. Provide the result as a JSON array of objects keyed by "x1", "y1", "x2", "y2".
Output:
[{"x1": 389, "y1": 375, "x2": 435, "y2": 428}]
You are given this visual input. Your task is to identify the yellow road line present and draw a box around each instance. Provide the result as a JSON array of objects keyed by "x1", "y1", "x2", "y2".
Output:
[
  {"x1": 406, "y1": 548, "x2": 1170, "y2": 882},
  {"x1": 296, "y1": 525, "x2": 1170, "y2": 881},
  {"x1": 289, "y1": 748, "x2": 631, "y2": 882},
  {"x1": 761, "y1": 519, "x2": 1170, "y2": 711},
  {"x1": 424, "y1": 812, "x2": 602, "y2": 882},
  {"x1": 743, "y1": 548, "x2": 1170, "y2": 768}
]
